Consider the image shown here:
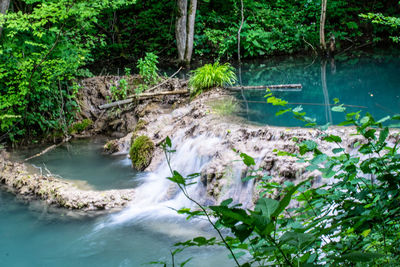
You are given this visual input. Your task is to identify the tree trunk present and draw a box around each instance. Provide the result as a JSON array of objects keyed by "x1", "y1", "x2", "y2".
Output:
[
  {"x1": 175, "y1": 0, "x2": 187, "y2": 63},
  {"x1": 176, "y1": 0, "x2": 197, "y2": 65},
  {"x1": 319, "y1": 0, "x2": 327, "y2": 52},
  {"x1": 184, "y1": 0, "x2": 197, "y2": 64},
  {"x1": 237, "y1": 0, "x2": 244, "y2": 63},
  {"x1": 0, "y1": 0, "x2": 11, "y2": 38}
]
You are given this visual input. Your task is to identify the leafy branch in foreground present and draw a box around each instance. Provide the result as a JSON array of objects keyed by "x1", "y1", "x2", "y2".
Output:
[{"x1": 159, "y1": 94, "x2": 400, "y2": 266}]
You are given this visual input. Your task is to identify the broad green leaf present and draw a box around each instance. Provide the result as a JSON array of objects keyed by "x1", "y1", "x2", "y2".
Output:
[
  {"x1": 279, "y1": 231, "x2": 314, "y2": 249},
  {"x1": 240, "y1": 152, "x2": 255, "y2": 167},
  {"x1": 255, "y1": 198, "x2": 279, "y2": 219},
  {"x1": 323, "y1": 135, "x2": 342, "y2": 143}
]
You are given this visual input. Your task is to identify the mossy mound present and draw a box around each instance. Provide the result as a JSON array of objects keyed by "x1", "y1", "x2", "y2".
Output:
[{"x1": 129, "y1": 135, "x2": 155, "y2": 171}]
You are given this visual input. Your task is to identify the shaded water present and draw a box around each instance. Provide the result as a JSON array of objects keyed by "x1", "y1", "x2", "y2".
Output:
[
  {"x1": 2, "y1": 138, "x2": 235, "y2": 267},
  {"x1": 234, "y1": 53, "x2": 400, "y2": 126},
  {"x1": 21, "y1": 138, "x2": 140, "y2": 190}
]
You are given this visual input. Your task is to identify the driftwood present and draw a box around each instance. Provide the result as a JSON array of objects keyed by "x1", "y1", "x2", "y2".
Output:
[
  {"x1": 226, "y1": 84, "x2": 302, "y2": 91},
  {"x1": 24, "y1": 136, "x2": 71, "y2": 162},
  {"x1": 98, "y1": 90, "x2": 189, "y2": 110},
  {"x1": 145, "y1": 67, "x2": 182, "y2": 93},
  {"x1": 235, "y1": 99, "x2": 367, "y2": 109}
]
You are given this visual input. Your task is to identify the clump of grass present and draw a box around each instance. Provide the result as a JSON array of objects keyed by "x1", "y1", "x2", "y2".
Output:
[{"x1": 189, "y1": 62, "x2": 237, "y2": 97}]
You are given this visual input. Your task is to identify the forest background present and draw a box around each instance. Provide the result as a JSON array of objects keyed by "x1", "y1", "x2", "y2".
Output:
[{"x1": 0, "y1": 0, "x2": 399, "y2": 142}]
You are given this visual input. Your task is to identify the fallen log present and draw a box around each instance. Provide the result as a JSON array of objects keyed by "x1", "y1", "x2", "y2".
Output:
[
  {"x1": 98, "y1": 90, "x2": 189, "y2": 109},
  {"x1": 145, "y1": 67, "x2": 182, "y2": 93},
  {"x1": 226, "y1": 84, "x2": 302, "y2": 91},
  {"x1": 24, "y1": 136, "x2": 71, "y2": 162}
]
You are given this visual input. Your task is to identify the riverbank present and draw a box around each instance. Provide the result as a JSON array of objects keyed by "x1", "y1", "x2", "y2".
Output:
[{"x1": 2, "y1": 74, "x2": 398, "y2": 212}]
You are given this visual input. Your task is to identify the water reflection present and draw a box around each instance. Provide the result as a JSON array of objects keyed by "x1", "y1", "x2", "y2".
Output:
[{"x1": 233, "y1": 53, "x2": 400, "y2": 126}]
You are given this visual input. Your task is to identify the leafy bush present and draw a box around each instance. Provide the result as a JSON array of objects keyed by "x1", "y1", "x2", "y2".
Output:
[
  {"x1": 0, "y1": 0, "x2": 133, "y2": 142},
  {"x1": 189, "y1": 62, "x2": 237, "y2": 97},
  {"x1": 162, "y1": 97, "x2": 400, "y2": 266},
  {"x1": 110, "y1": 79, "x2": 128, "y2": 101},
  {"x1": 137, "y1": 52, "x2": 159, "y2": 85}
]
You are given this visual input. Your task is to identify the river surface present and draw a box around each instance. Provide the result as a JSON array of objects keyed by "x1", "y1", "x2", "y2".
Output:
[
  {"x1": 234, "y1": 53, "x2": 400, "y2": 126},
  {"x1": 1, "y1": 139, "x2": 233, "y2": 267}
]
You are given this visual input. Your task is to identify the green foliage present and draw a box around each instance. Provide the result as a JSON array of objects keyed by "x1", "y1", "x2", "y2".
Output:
[
  {"x1": 68, "y1": 119, "x2": 93, "y2": 134},
  {"x1": 189, "y1": 62, "x2": 237, "y2": 97},
  {"x1": 137, "y1": 52, "x2": 159, "y2": 85},
  {"x1": 129, "y1": 135, "x2": 154, "y2": 171},
  {"x1": 162, "y1": 96, "x2": 400, "y2": 265},
  {"x1": 360, "y1": 12, "x2": 400, "y2": 43},
  {"x1": 110, "y1": 78, "x2": 128, "y2": 101},
  {"x1": 0, "y1": 0, "x2": 134, "y2": 142}
]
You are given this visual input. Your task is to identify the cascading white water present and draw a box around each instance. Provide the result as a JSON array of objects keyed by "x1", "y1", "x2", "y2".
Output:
[
  {"x1": 105, "y1": 133, "x2": 221, "y2": 226},
  {"x1": 101, "y1": 131, "x2": 256, "y2": 229}
]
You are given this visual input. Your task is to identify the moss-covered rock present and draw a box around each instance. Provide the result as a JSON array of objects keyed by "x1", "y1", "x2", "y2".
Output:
[{"x1": 129, "y1": 135, "x2": 154, "y2": 171}]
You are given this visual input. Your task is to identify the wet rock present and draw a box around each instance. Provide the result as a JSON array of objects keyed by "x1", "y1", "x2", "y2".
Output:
[{"x1": 129, "y1": 135, "x2": 155, "y2": 171}]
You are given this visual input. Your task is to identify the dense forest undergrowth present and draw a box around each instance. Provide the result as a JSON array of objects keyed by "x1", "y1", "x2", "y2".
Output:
[{"x1": 0, "y1": 0, "x2": 399, "y2": 143}]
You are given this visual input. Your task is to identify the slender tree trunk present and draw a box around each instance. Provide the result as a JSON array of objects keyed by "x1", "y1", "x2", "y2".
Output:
[
  {"x1": 319, "y1": 0, "x2": 327, "y2": 53},
  {"x1": 321, "y1": 60, "x2": 332, "y2": 124},
  {"x1": 184, "y1": 0, "x2": 197, "y2": 64},
  {"x1": 237, "y1": 0, "x2": 244, "y2": 63},
  {"x1": 0, "y1": 0, "x2": 11, "y2": 38},
  {"x1": 175, "y1": 0, "x2": 187, "y2": 63}
]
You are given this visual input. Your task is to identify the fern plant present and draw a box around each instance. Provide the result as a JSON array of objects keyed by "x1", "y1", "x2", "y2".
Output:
[{"x1": 189, "y1": 62, "x2": 237, "y2": 97}]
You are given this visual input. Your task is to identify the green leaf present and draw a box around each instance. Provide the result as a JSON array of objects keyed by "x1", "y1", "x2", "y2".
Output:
[
  {"x1": 165, "y1": 136, "x2": 172, "y2": 148},
  {"x1": 333, "y1": 148, "x2": 344, "y2": 154},
  {"x1": 240, "y1": 152, "x2": 255, "y2": 167},
  {"x1": 266, "y1": 96, "x2": 288, "y2": 106},
  {"x1": 378, "y1": 127, "x2": 389, "y2": 145},
  {"x1": 332, "y1": 104, "x2": 346, "y2": 112},
  {"x1": 323, "y1": 135, "x2": 342, "y2": 143},
  {"x1": 272, "y1": 178, "x2": 311, "y2": 218},
  {"x1": 220, "y1": 198, "x2": 233, "y2": 206},
  {"x1": 255, "y1": 198, "x2": 279, "y2": 219},
  {"x1": 279, "y1": 231, "x2": 314, "y2": 249},
  {"x1": 167, "y1": 171, "x2": 186, "y2": 185},
  {"x1": 276, "y1": 108, "x2": 292, "y2": 116}
]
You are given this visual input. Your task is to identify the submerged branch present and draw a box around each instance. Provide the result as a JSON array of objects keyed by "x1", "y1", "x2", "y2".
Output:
[{"x1": 24, "y1": 136, "x2": 71, "y2": 162}]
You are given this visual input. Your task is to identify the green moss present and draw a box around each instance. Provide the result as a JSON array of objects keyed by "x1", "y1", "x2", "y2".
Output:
[
  {"x1": 68, "y1": 119, "x2": 93, "y2": 134},
  {"x1": 129, "y1": 135, "x2": 154, "y2": 171},
  {"x1": 134, "y1": 119, "x2": 148, "y2": 132}
]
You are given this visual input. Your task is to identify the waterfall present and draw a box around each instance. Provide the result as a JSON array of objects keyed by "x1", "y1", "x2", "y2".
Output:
[{"x1": 102, "y1": 132, "x2": 255, "y2": 227}]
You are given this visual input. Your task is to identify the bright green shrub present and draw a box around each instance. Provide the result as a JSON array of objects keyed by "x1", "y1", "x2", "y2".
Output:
[
  {"x1": 0, "y1": 0, "x2": 135, "y2": 142},
  {"x1": 189, "y1": 62, "x2": 237, "y2": 97},
  {"x1": 137, "y1": 52, "x2": 159, "y2": 85}
]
